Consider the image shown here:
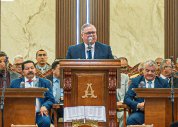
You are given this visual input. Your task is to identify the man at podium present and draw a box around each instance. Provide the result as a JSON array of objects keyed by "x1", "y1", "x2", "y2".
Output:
[
  {"x1": 66, "y1": 23, "x2": 114, "y2": 59},
  {"x1": 124, "y1": 60, "x2": 169, "y2": 125},
  {"x1": 10, "y1": 60, "x2": 55, "y2": 127}
]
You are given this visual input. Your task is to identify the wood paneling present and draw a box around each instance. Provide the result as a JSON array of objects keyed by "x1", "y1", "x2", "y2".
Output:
[
  {"x1": 56, "y1": 0, "x2": 178, "y2": 61},
  {"x1": 164, "y1": 0, "x2": 178, "y2": 61},
  {"x1": 56, "y1": 0, "x2": 77, "y2": 58},
  {"x1": 56, "y1": 0, "x2": 109, "y2": 58}
]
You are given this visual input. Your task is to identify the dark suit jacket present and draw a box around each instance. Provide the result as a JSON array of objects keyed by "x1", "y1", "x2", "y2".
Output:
[
  {"x1": 46, "y1": 75, "x2": 53, "y2": 85},
  {"x1": 66, "y1": 42, "x2": 114, "y2": 59},
  {"x1": 124, "y1": 75, "x2": 169, "y2": 112},
  {"x1": 169, "y1": 77, "x2": 178, "y2": 88},
  {"x1": 10, "y1": 77, "x2": 55, "y2": 110}
]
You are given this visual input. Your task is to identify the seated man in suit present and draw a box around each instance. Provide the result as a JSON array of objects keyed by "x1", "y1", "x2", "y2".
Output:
[
  {"x1": 66, "y1": 23, "x2": 114, "y2": 59},
  {"x1": 124, "y1": 60, "x2": 169, "y2": 125},
  {"x1": 159, "y1": 59, "x2": 178, "y2": 88},
  {"x1": 0, "y1": 51, "x2": 20, "y2": 88},
  {"x1": 11, "y1": 60, "x2": 55, "y2": 127}
]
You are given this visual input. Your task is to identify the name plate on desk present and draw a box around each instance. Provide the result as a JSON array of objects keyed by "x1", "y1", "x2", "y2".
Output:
[{"x1": 64, "y1": 106, "x2": 106, "y2": 122}]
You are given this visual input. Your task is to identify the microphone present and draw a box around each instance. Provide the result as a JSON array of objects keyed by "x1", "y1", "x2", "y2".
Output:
[
  {"x1": 87, "y1": 37, "x2": 93, "y2": 50},
  {"x1": 138, "y1": 81, "x2": 146, "y2": 88},
  {"x1": 20, "y1": 82, "x2": 25, "y2": 88}
]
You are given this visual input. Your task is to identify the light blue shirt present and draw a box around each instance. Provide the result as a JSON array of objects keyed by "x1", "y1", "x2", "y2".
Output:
[{"x1": 53, "y1": 77, "x2": 61, "y2": 103}]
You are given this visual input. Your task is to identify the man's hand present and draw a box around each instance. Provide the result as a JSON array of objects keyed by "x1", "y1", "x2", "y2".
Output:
[
  {"x1": 137, "y1": 102, "x2": 145, "y2": 111},
  {"x1": 40, "y1": 106, "x2": 48, "y2": 116}
]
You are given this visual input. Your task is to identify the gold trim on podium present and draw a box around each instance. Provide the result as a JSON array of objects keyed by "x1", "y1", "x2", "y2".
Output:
[{"x1": 72, "y1": 120, "x2": 98, "y2": 127}]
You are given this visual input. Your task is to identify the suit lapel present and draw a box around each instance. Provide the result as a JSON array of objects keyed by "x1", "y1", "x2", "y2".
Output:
[
  {"x1": 80, "y1": 43, "x2": 86, "y2": 59},
  {"x1": 154, "y1": 77, "x2": 160, "y2": 88},
  {"x1": 94, "y1": 42, "x2": 100, "y2": 59},
  {"x1": 38, "y1": 78, "x2": 42, "y2": 87}
]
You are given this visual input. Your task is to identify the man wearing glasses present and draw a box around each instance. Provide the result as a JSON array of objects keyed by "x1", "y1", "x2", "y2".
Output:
[
  {"x1": 124, "y1": 60, "x2": 169, "y2": 125},
  {"x1": 66, "y1": 23, "x2": 114, "y2": 59},
  {"x1": 12, "y1": 55, "x2": 24, "y2": 75},
  {"x1": 160, "y1": 59, "x2": 178, "y2": 88},
  {"x1": 35, "y1": 49, "x2": 51, "y2": 74}
]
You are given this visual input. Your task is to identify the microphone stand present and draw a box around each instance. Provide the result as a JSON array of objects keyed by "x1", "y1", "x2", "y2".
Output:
[
  {"x1": 170, "y1": 57, "x2": 175, "y2": 123},
  {"x1": 0, "y1": 68, "x2": 7, "y2": 127}
]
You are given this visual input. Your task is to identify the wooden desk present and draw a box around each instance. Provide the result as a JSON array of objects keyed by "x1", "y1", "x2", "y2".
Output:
[
  {"x1": 134, "y1": 88, "x2": 178, "y2": 127},
  {"x1": 0, "y1": 88, "x2": 47, "y2": 127}
]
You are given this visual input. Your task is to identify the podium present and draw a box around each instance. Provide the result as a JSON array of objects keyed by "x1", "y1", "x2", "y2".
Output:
[
  {"x1": 134, "y1": 88, "x2": 178, "y2": 127},
  {"x1": 0, "y1": 88, "x2": 47, "y2": 127},
  {"x1": 60, "y1": 60, "x2": 120, "y2": 127}
]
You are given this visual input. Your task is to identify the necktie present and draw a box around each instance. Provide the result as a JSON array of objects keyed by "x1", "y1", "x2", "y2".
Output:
[
  {"x1": 25, "y1": 79, "x2": 33, "y2": 88},
  {"x1": 148, "y1": 81, "x2": 152, "y2": 88},
  {"x1": 87, "y1": 50, "x2": 92, "y2": 59},
  {"x1": 27, "y1": 79, "x2": 33, "y2": 86}
]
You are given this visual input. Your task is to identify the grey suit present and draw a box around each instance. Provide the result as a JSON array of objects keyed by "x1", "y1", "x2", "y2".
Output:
[{"x1": 117, "y1": 73, "x2": 129, "y2": 127}]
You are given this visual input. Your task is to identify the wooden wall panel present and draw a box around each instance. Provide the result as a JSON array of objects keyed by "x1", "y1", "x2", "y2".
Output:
[
  {"x1": 164, "y1": 0, "x2": 178, "y2": 61},
  {"x1": 56, "y1": 0, "x2": 109, "y2": 58},
  {"x1": 56, "y1": 0, "x2": 77, "y2": 58},
  {"x1": 56, "y1": 0, "x2": 178, "y2": 61}
]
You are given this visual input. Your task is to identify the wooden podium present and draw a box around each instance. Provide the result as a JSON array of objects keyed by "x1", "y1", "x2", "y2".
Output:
[
  {"x1": 134, "y1": 88, "x2": 178, "y2": 127},
  {"x1": 0, "y1": 88, "x2": 47, "y2": 127},
  {"x1": 60, "y1": 60, "x2": 120, "y2": 127}
]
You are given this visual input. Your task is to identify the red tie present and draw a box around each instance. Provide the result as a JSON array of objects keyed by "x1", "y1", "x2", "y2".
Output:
[{"x1": 27, "y1": 79, "x2": 33, "y2": 85}]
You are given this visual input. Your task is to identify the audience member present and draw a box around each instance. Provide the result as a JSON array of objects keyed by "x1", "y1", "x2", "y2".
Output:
[
  {"x1": 117, "y1": 73, "x2": 129, "y2": 127},
  {"x1": 12, "y1": 55, "x2": 24, "y2": 75},
  {"x1": 118, "y1": 57, "x2": 132, "y2": 74},
  {"x1": 46, "y1": 60, "x2": 63, "y2": 120},
  {"x1": 66, "y1": 23, "x2": 113, "y2": 59},
  {"x1": 11, "y1": 60, "x2": 55, "y2": 127},
  {"x1": 0, "y1": 51, "x2": 20, "y2": 87},
  {"x1": 35, "y1": 49, "x2": 51, "y2": 74},
  {"x1": 124, "y1": 60, "x2": 169, "y2": 125},
  {"x1": 155, "y1": 57, "x2": 163, "y2": 67},
  {"x1": 155, "y1": 57, "x2": 163, "y2": 76},
  {"x1": 160, "y1": 59, "x2": 178, "y2": 88}
]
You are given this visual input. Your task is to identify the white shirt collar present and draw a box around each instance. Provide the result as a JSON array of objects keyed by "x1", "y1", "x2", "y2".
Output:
[
  {"x1": 25, "y1": 76, "x2": 36, "y2": 82},
  {"x1": 84, "y1": 43, "x2": 95, "y2": 49},
  {"x1": 160, "y1": 74, "x2": 167, "y2": 79}
]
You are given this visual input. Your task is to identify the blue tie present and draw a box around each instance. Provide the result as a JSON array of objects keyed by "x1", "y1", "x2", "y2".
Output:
[
  {"x1": 148, "y1": 81, "x2": 152, "y2": 88},
  {"x1": 87, "y1": 50, "x2": 92, "y2": 59}
]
